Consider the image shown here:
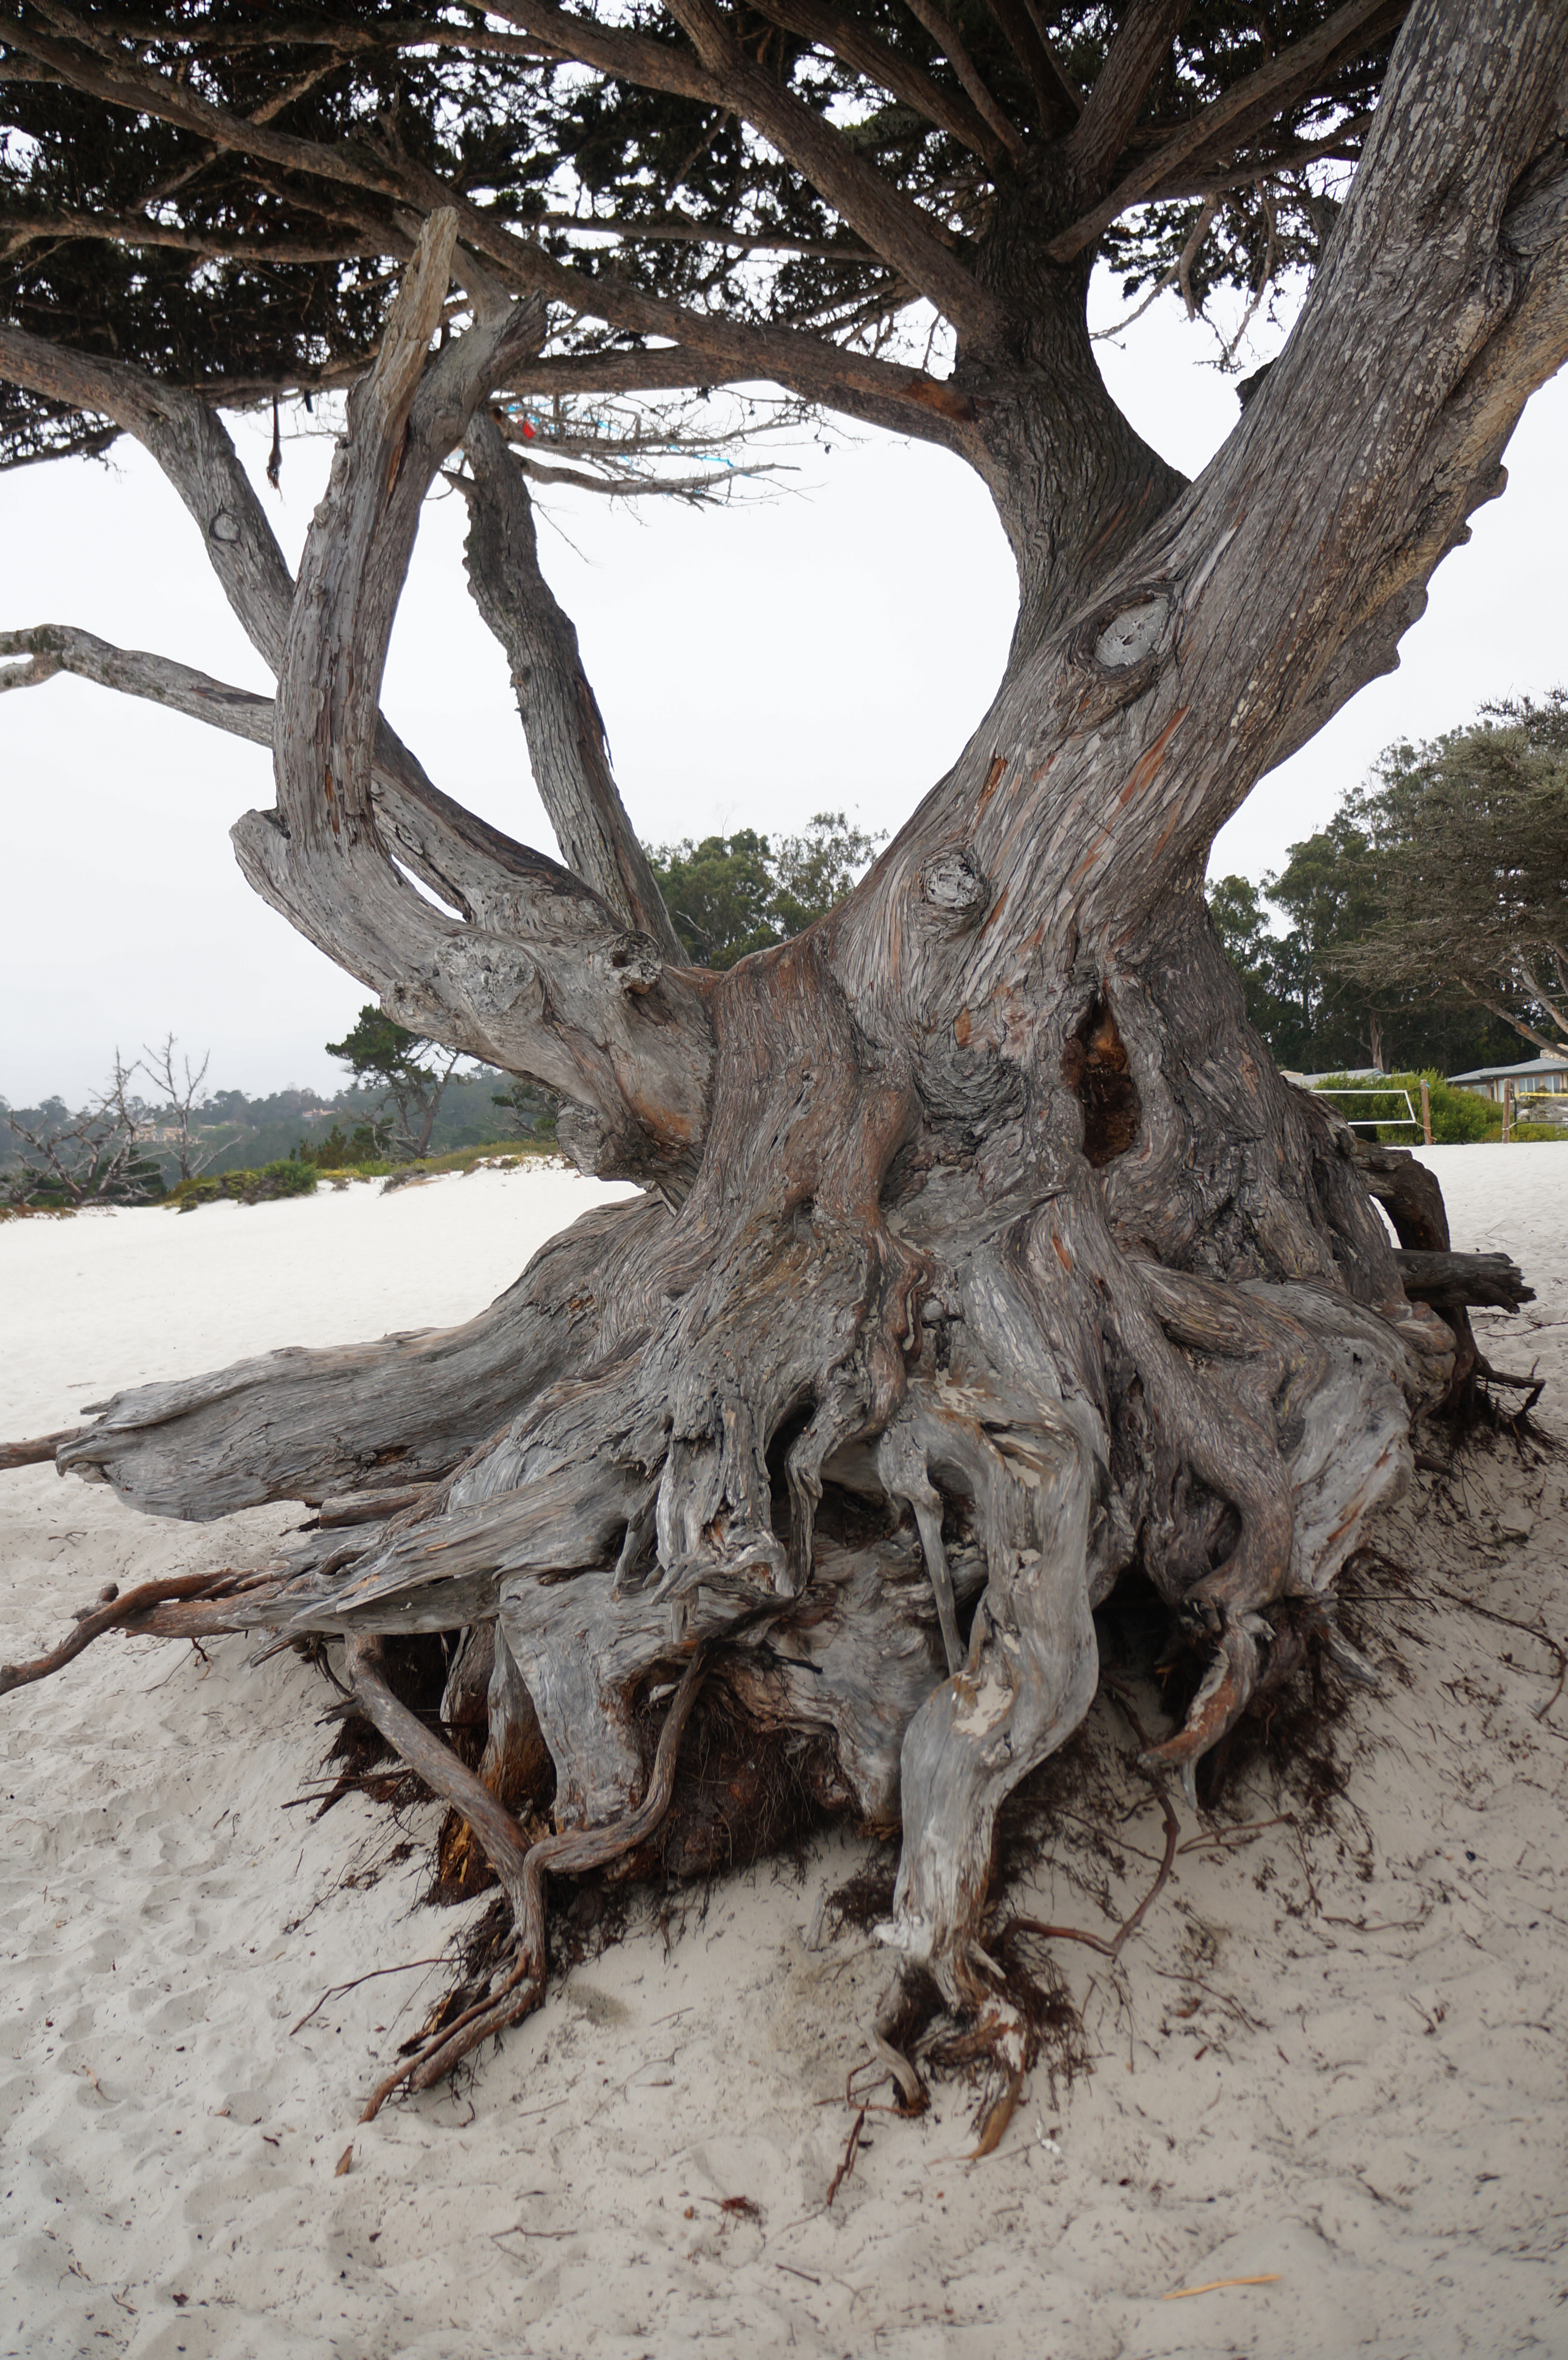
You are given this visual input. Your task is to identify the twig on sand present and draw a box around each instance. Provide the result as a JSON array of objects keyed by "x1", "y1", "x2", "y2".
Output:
[
  {"x1": 826, "y1": 2106, "x2": 866, "y2": 2205},
  {"x1": 1009, "y1": 1787, "x2": 1179, "y2": 1964},
  {"x1": 1163, "y1": 2273, "x2": 1282, "y2": 2299},
  {"x1": 1427, "y1": 1582, "x2": 1567, "y2": 1719},
  {"x1": 290, "y1": 1957, "x2": 449, "y2": 2036}
]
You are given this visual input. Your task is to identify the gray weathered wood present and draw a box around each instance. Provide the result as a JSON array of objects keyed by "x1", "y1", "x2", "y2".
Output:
[{"x1": 6, "y1": 0, "x2": 1567, "y2": 2037}]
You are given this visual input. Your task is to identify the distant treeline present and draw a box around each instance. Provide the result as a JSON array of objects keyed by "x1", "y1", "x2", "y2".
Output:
[{"x1": 0, "y1": 1067, "x2": 539, "y2": 1198}]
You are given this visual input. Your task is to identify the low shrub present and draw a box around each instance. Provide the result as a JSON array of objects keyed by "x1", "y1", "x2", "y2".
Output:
[
  {"x1": 1306, "y1": 1069, "x2": 1568, "y2": 1145},
  {"x1": 168, "y1": 1159, "x2": 319, "y2": 1211}
]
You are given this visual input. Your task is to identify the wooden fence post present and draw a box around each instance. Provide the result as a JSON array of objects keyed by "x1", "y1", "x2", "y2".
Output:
[{"x1": 1420, "y1": 1079, "x2": 1432, "y2": 1145}]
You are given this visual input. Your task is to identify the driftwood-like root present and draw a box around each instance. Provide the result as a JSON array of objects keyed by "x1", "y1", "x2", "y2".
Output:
[
  {"x1": 0, "y1": 1568, "x2": 282, "y2": 1696},
  {"x1": 357, "y1": 1644, "x2": 710, "y2": 2119},
  {"x1": 6, "y1": 1085, "x2": 1482, "y2": 2106}
]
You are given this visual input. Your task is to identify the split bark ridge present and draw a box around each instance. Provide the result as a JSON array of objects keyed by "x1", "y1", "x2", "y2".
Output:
[{"x1": 4, "y1": 1, "x2": 1567, "y2": 2081}]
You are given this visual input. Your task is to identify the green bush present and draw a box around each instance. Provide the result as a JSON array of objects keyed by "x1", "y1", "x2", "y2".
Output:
[
  {"x1": 292, "y1": 1121, "x2": 387, "y2": 1169},
  {"x1": 169, "y1": 1159, "x2": 319, "y2": 1211},
  {"x1": 1307, "y1": 1069, "x2": 1568, "y2": 1144}
]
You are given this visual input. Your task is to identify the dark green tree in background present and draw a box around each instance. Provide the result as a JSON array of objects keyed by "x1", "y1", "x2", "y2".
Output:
[
  {"x1": 325, "y1": 1006, "x2": 468, "y2": 1162},
  {"x1": 1206, "y1": 700, "x2": 1563, "y2": 1074},
  {"x1": 1329, "y1": 692, "x2": 1568, "y2": 1058},
  {"x1": 649, "y1": 812, "x2": 883, "y2": 969}
]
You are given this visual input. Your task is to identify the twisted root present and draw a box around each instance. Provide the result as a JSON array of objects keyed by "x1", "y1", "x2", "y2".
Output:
[{"x1": 356, "y1": 1641, "x2": 710, "y2": 2120}]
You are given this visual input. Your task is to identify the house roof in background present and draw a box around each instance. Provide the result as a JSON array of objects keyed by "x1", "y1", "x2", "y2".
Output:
[{"x1": 1448, "y1": 1056, "x2": 1568, "y2": 1082}]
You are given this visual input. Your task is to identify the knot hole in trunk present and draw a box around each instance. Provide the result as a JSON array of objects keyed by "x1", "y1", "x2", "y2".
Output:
[{"x1": 1061, "y1": 995, "x2": 1140, "y2": 1168}]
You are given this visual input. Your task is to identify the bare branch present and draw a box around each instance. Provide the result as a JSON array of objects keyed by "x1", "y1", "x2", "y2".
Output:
[
  {"x1": 0, "y1": 207, "x2": 394, "y2": 267},
  {"x1": 0, "y1": 623, "x2": 274, "y2": 739},
  {"x1": 2, "y1": 1049, "x2": 150, "y2": 1209},
  {"x1": 460, "y1": 412, "x2": 683, "y2": 955},
  {"x1": 141, "y1": 1033, "x2": 214, "y2": 1182},
  {"x1": 980, "y1": 0, "x2": 1081, "y2": 134}
]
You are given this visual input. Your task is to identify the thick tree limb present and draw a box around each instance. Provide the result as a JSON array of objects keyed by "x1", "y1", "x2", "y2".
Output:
[
  {"x1": 1066, "y1": 0, "x2": 1192, "y2": 191},
  {"x1": 899, "y1": 0, "x2": 1027, "y2": 164},
  {"x1": 0, "y1": 617, "x2": 665, "y2": 960},
  {"x1": 459, "y1": 412, "x2": 684, "y2": 955},
  {"x1": 855, "y1": 0, "x2": 1568, "y2": 1007},
  {"x1": 748, "y1": 0, "x2": 1008, "y2": 166},
  {"x1": 660, "y1": 0, "x2": 993, "y2": 335},
  {"x1": 0, "y1": 208, "x2": 396, "y2": 266},
  {"x1": 0, "y1": 302, "x2": 715, "y2": 1178},
  {"x1": 0, "y1": 1426, "x2": 87, "y2": 1472},
  {"x1": 55, "y1": 1195, "x2": 665, "y2": 1516},
  {"x1": 980, "y1": 0, "x2": 1081, "y2": 134},
  {"x1": 241, "y1": 215, "x2": 712, "y2": 1180},
  {"x1": 1392, "y1": 1250, "x2": 1535, "y2": 1313},
  {"x1": 480, "y1": 0, "x2": 730, "y2": 106},
  {"x1": 0, "y1": 625, "x2": 274, "y2": 741},
  {"x1": 0, "y1": 326, "x2": 620, "y2": 928}
]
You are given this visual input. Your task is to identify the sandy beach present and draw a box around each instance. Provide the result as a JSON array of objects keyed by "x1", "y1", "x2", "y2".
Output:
[{"x1": 3, "y1": 1150, "x2": 1564, "y2": 2360}]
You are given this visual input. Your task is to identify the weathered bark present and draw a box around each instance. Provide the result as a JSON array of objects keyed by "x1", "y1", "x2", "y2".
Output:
[
  {"x1": 56, "y1": 1195, "x2": 660, "y2": 1516},
  {"x1": 0, "y1": 303, "x2": 715, "y2": 1193},
  {"x1": 6, "y1": 0, "x2": 1567, "y2": 2077},
  {"x1": 458, "y1": 410, "x2": 684, "y2": 958},
  {"x1": 1391, "y1": 1250, "x2": 1535, "y2": 1313}
]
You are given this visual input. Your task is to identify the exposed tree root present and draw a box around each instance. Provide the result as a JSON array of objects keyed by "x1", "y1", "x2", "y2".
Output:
[
  {"x1": 0, "y1": 1567, "x2": 278, "y2": 1696},
  {"x1": 1007, "y1": 1783, "x2": 1179, "y2": 1965},
  {"x1": 0, "y1": 1426, "x2": 87, "y2": 1472},
  {"x1": 357, "y1": 1644, "x2": 710, "y2": 2120}
]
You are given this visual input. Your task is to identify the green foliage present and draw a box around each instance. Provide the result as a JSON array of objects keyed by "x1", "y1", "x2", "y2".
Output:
[
  {"x1": 292, "y1": 1120, "x2": 387, "y2": 1170},
  {"x1": 169, "y1": 1159, "x2": 318, "y2": 1210},
  {"x1": 325, "y1": 1007, "x2": 431, "y2": 1091},
  {"x1": 1206, "y1": 692, "x2": 1568, "y2": 1075},
  {"x1": 490, "y1": 1080, "x2": 558, "y2": 1141},
  {"x1": 0, "y1": 5, "x2": 1401, "y2": 467},
  {"x1": 1206, "y1": 874, "x2": 1288, "y2": 1045},
  {"x1": 1326, "y1": 692, "x2": 1568, "y2": 1052},
  {"x1": 11, "y1": 1148, "x2": 166, "y2": 1212},
  {"x1": 649, "y1": 811, "x2": 883, "y2": 969},
  {"x1": 326, "y1": 1005, "x2": 466, "y2": 1161},
  {"x1": 1303, "y1": 1070, "x2": 1568, "y2": 1146}
]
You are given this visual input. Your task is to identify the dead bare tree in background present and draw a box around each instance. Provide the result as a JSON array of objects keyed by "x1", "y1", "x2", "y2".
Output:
[{"x1": 141, "y1": 1033, "x2": 214, "y2": 1183}]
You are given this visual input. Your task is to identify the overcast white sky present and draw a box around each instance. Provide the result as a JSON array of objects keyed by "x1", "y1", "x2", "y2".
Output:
[{"x1": 2, "y1": 274, "x2": 1564, "y2": 1108}]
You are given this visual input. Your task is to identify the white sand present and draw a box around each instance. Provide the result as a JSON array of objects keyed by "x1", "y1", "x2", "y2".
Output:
[{"x1": 3, "y1": 1153, "x2": 1566, "y2": 2359}]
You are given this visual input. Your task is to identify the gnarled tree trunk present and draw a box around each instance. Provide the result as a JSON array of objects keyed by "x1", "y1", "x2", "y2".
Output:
[{"x1": 6, "y1": 0, "x2": 1568, "y2": 2082}]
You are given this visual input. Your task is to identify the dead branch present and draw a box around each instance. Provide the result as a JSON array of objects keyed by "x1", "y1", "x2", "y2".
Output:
[
  {"x1": 357, "y1": 1643, "x2": 711, "y2": 2118},
  {"x1": 0, "y1": 1569, "x2": 265, "y2": 1696},
  {"x1": 0, "y1": 1427, "x2": 87, "y2": 1472}
]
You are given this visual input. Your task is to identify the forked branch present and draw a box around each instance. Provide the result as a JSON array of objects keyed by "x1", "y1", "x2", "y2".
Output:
[{"x1": 239, "y1": 211, "x2": 714, "y2": 1180}]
